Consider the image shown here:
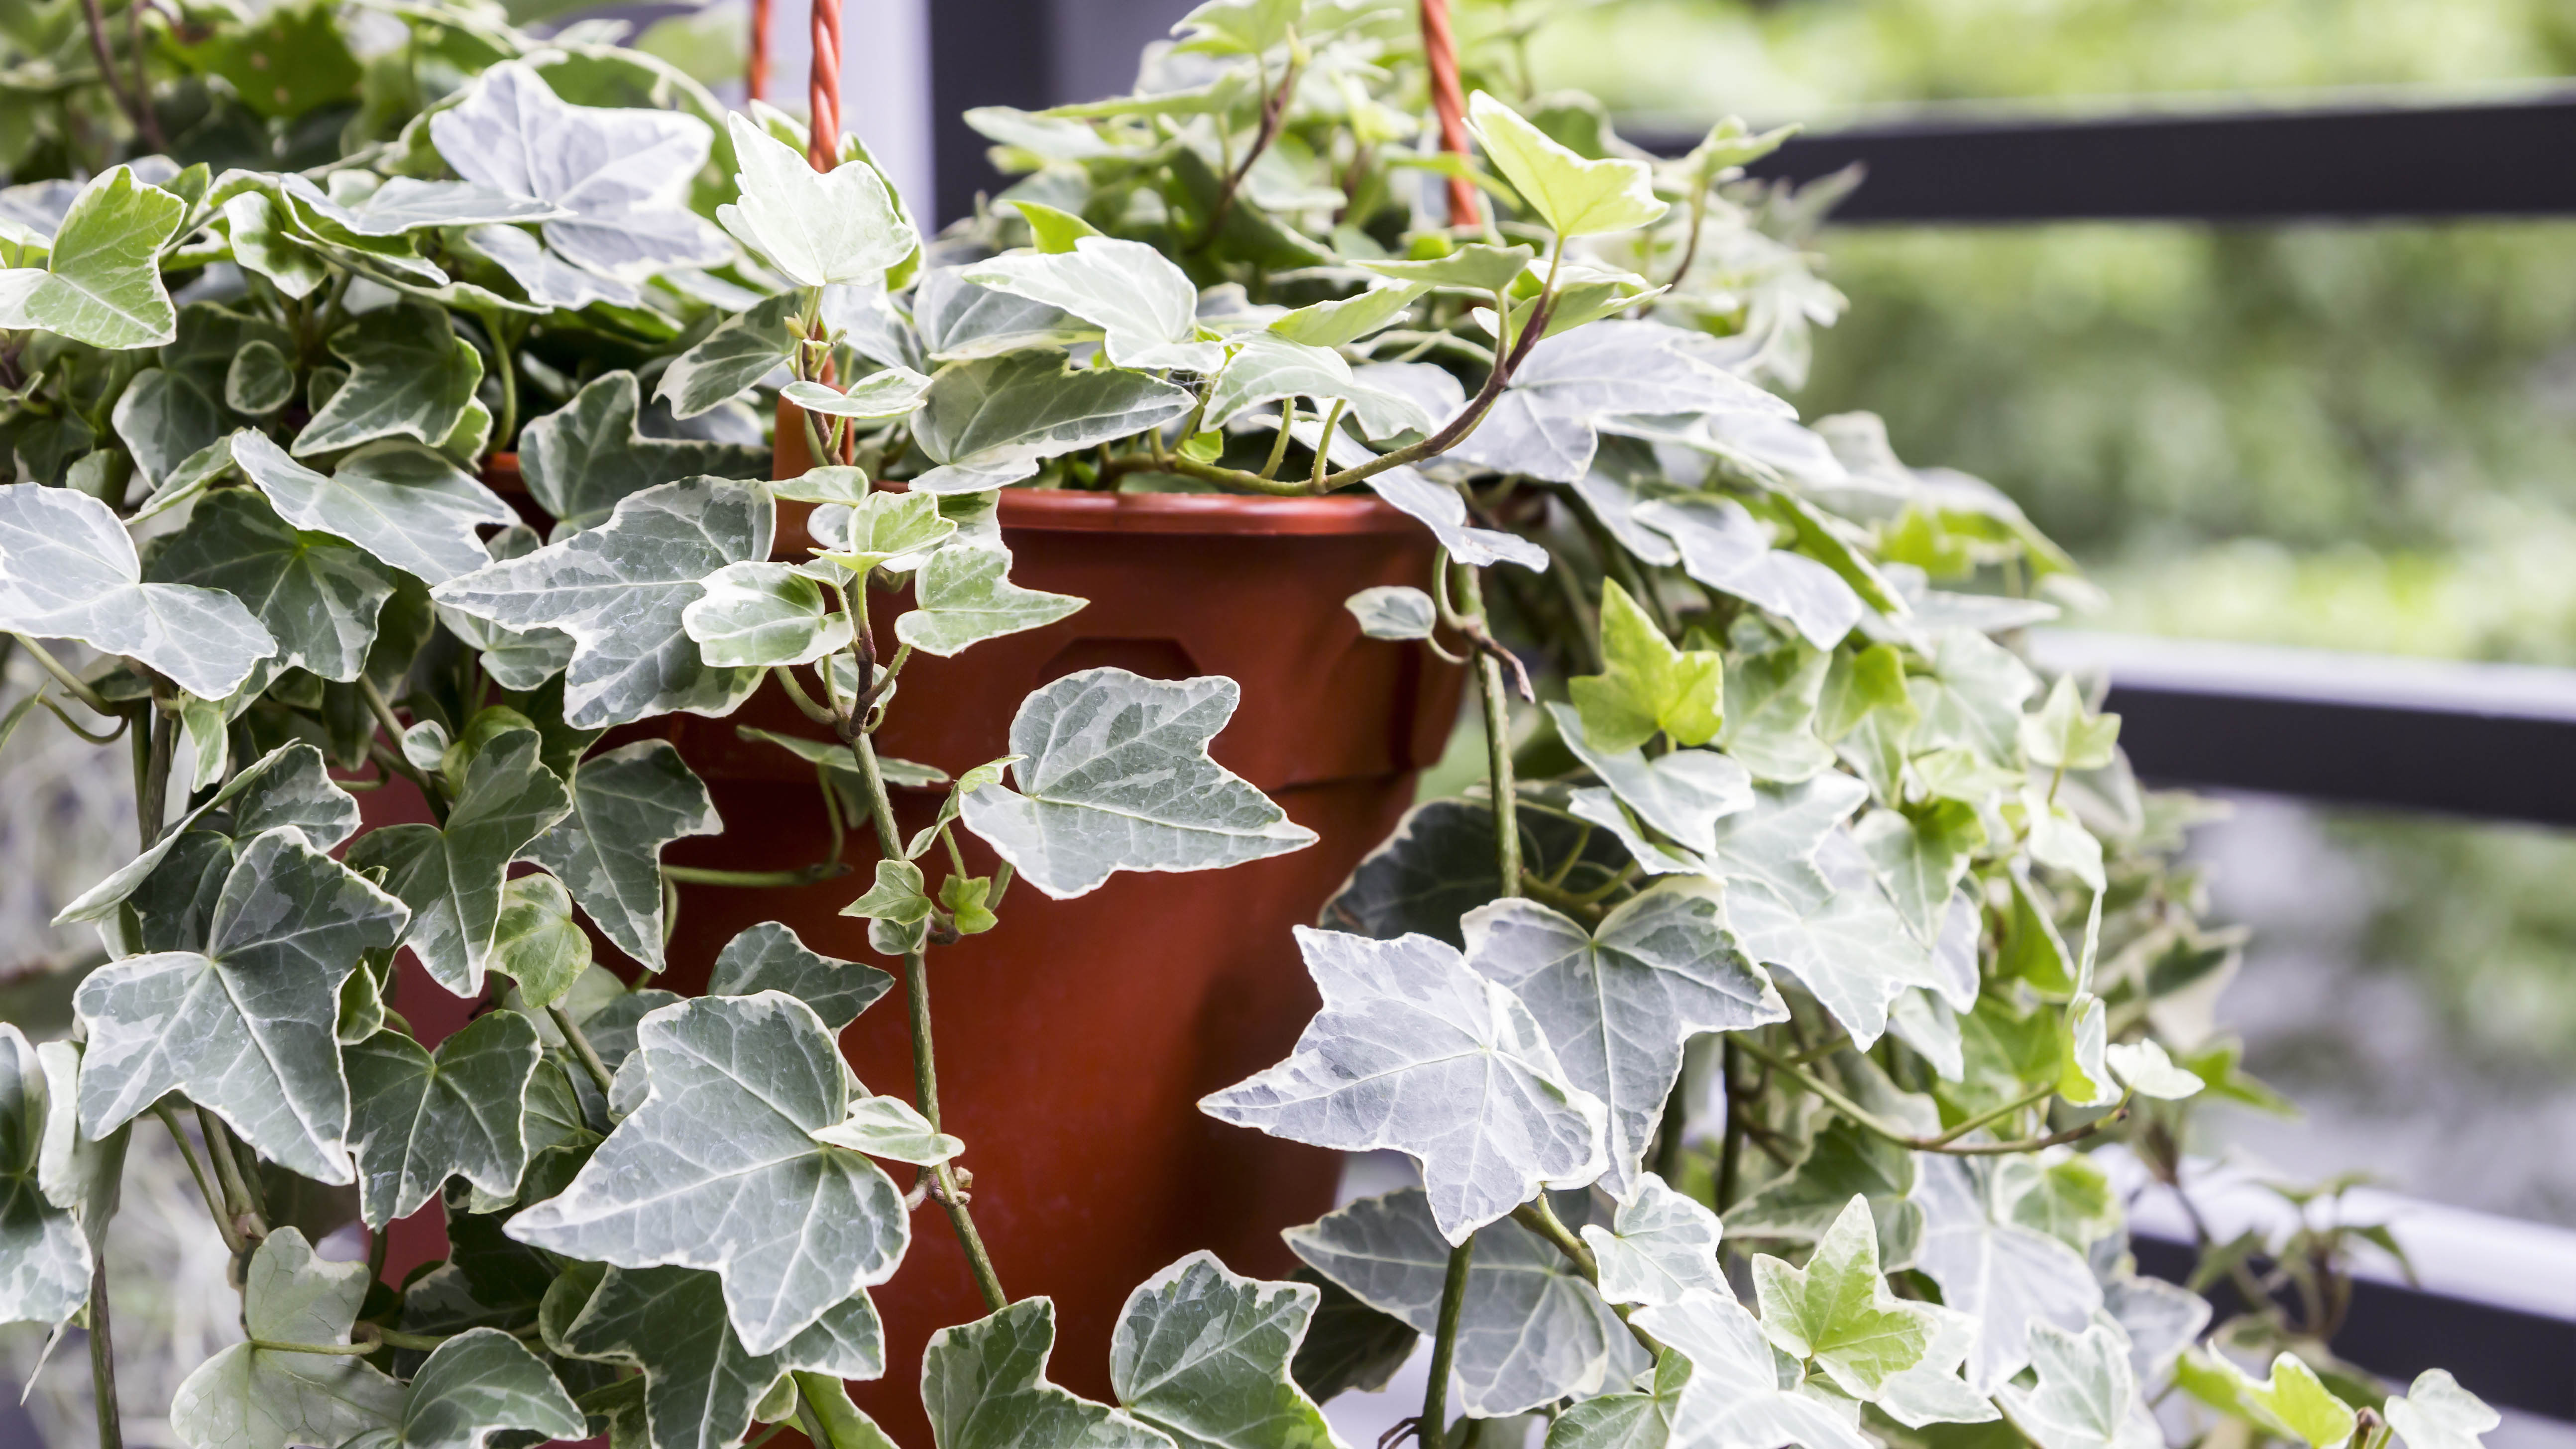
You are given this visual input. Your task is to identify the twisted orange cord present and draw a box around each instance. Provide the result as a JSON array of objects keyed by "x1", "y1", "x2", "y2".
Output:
[
  {"x1": 807, "y1": 0, "x2": 840, "y2": 172},
  {"x1": 1418, "y1": 0, "x2": 1480, "y2": 226},
  {"x1": 746, "y1": 0, "x2": 769, "y2": 103}
]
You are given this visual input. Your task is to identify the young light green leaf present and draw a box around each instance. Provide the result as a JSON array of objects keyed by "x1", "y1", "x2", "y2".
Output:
[
  {"x1": 1909, "y1": 1153, "x2": 2101, "y2": 1395},
  {"x1": 807, "y1": 1094, "x2": 963, "y2": 1165},
  {"x1": 0, "y1": 167, "x2": 184, "y2": 347},
  {"x1": 1466, "y1": 92, "x2": 1666, "y2": 237},
  {"x1": 683, "y1": 560, "x2": 853, "y2": 667},
  {"x1": 295, "y1": 304, "x2": 485, "y2": 457},
  {"x1": 0, "y1": 1026, "x2": 89, "y2": 1327},
  {"x1": 1464, "y1": 883, "x2": 1784, "y2": 1198},
  {"x1": 814, "y1": 489, "x2": 956, "y2": 574},
  {"x1": 1633, "y1": 497, "x2": 1862, "y2": 650},
  {"x1": 1108, "y1": 1252, "x2": 1341, "y2": 1449},
  {"x1": 558, "y1": 1266, "x2": 886, "y2": 1449},
  {"x1": 1550, "y1": 702, "x2": 1750, "y2": 856},
  {"x1": 518, "y1": 371, "x2": 770, "y2": 534},
  {"x1": 2191, "y1": 1352, "x2": 2357, "y2": 1449},
  {"x1": 144, "y1": 489, "x2": 398, "y2": 683},
  {"x1": 0, "y1": 482, "x2": 275, "y2": 699},
  {"x1": 506, "y1": 993, "x2": 910, "y2": 1355},
  {"x1": 1010, "y1": 198, "x2": 1103, "y2": 251},
  {"x1": 230, "y1": 432, "x2": 518, "y2": 585},
  {"x1": 2103, "y1": 1040, "x2": 2205, "y2": 1101},
  {"x1": 2019, "y1": 676, "x2": 2121, "y2": 773},
  {"x1": 894, "y1": 545, "x2": 1085, "y2": 658},
  {"x1": 1752, "y1": 1195, "x2": 1941, "y2": 1397},
  {"x1": 959, "y1": 669, "x2": 1316, "y2": 898},
  {"x1": 782, "y1": 367, "x2": 933, "y2": 420},
  {"x1": 1203, "y1": 334, "x2": 1430, "y2": 440},
  {"x1": 55, "y1": 741, "x2": 359, "y2": 924},
  {"x1": 345, "y1": 1011, "x2": 541, "y2": 1228},
  {"x1": 1571, "y1": 579, "x2": 1724, "y2": 753},
  {"x1": 523, "y1": 740, "x2": 721, "y2": 971},
  {"x1": 171, "y1": 1228, "x2": 402, "y2": 1449},
  {"x1": 925, "y1": 1298, "x2": 1177, "y2": 1449},
  {"x1": 1204, "y1": 928, "x2": 1607, "y2": 1242},
  {"x1": 490, "y1": 872, "x2": 592, "y2": 1010},
  {"x1": 708, "y1": 921, "x2": 894, "y2": 1030},
  {"x1": 1581, "y1": 1173, "x2": 1728, "y2": 1307},
  {"x1": 963, "y1": 236, "x2": 1226, "y2": 372},
  {"x1": 348, "y1": 1327, "x2": 583, "y2": 1449},
  {"x1": 1268, "y1": 282, "x2": 1427, "y2": 349},
  {"x1": 2386, "y1": 1371, "x2": 2499, "y2": 1449},
  {"x1": 74, "y1": 829, "x2": 408, "y2": 1182},
  {"x1": 1356, "y1": 244, "x2": 1536, "y2": 292},
  {"x1": 719, "y1": 113, "x2": 915, "y2": 287},
  {"x1": 909, "y1": 350, "x2": 1194, "y2": 493},
  {"x1": 1626, "y1": 1290, "x2": 1871, "y2": 1449},
  {"x1": 1545, "y1": 1351, "x2": 1689, "y2": 1449},
  {"x1": 434, "y1": 477, "x2": 774, "y2": 727},
  {"x1": 347, "y1": 729, "x2": 573, "y2": 995},
  {"x1": 1345, "y1": 585, "x2": 1435, "y2": 641},
  {"x1": 2001, "y1": 1323, "x2": 2162, "y2": 1449},
  {"x1": 658, "y1": 292, "x2": 799, "y2": 419}
]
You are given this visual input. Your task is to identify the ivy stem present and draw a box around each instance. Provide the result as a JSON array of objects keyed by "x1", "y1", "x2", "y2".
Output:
[
  {"x1": 549, "y1": 1004, "x2": 618, "y2": 1098},
  {"x1": 87, "y1": 1249, "x2": 121, "y2": 1449},
  {"x1": 153, "y1": 1104, "x2": 242, "y2": 1257},
  {"x1": 663, "y1": 862, "x2": 848, "y2": 888},
  {"x1": 135, "y1": 700, "x2": 175, "y2": 848},
  {"x1": 1419, "y1": 1237, "x2": 1474, "y2": 1449},
  {"x1": 904, "y1": 949, "x2": 1008, "y2": 1314},
  {"x1": 478, "y1": 309, "x2": 520, "y2": 449},
  {"x1": 193, "y1": 1107, "x2": 266, "y2": 1241},
  {"x1": 1714, "y1": 1040, "x2": 1745, "y2": 1210},
  {"x1": 1459, "y1": 563, "x2": 1520, "y2": 899},
  {"x1": 1733, "y1": 1038, "x2": 2130, "y2": 1154},
  {"x1": 1511, "y1": 1198, "x2": 1664, "y2": 1354},
  {"x1": 356, "y1": 676, "x2": 447, "y2": 822},
  {"x1": 11, "y1": 635, "x2": 115, "y2": 716}
]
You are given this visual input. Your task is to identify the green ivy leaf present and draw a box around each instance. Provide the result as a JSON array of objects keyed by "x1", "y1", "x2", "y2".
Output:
[
  {"x1": 658, "y1": 292, "x2": 799, "y2": 420},
  {"x1": 1449, "y1": 323, "x2": 1789, "y2": 485},
  {"x1": 2005, "y1": 1324, "x2": 2163, "y2": 1449},
  {"x1": 893, "y1": 545, "x2": 1085, "y2": 659},
  {"x1": 913, "y1": 266, "x2": 1100, "y2": 363},
  {"x1": 1289, "y1": 1188, "x2": 1646, "y2": 1416},
  {"x1": 507, "y1": 994, "x2": 910, "y2": 1354},
  {"x1": 1578, "y1": 1173, "x2": 1729, "y2": 1308},
  {"x1": 73, "y1": 829, "x2": 408, "y2": 1182},
  {"x1": 1627, "y1": 1291, "x2": 1871, "y2": 1449},
  {"x1": 926, "y1": 1298, "x2": 1176, "y2": 1449},
  {"x1": 964, "y1": 236, "x2": 1225, "y2": 372},
  {"x1": 0, "y1": 482, "x2": 276, "y2": 699},
  {"x1": 557, "y1": 1266, "x2": 886, "y2": 1449},
  {"x1": 1464, "y1": 883, "x2": 1784, "y2": 1198},
  {"x1": 708, "y1": 921, "x2": 893, "y2": 1030},
  {"x1": 813, "y1": 489, "x2": 956, "y2": 574},
  {"x1": 1356, "y1": 243, "x2": 1535, "y2": 292},
  {"x1": 294, "y1": 303, "x2": 485, "y2": 457},
  {"x1": 0, "y1": 167, "x2": 184, "y2": 347},
  {"x1": 220, "y1": 191, "x2": 330, "y2": 301},
  {"x1": 1344, "y1": 585, "x2": 1435, "y2": 641},
  {"x1": 1853, "y1": 801, "x2": 1986, "y2": 948},
  {"x1": 2183, "y1": 1352, "x2": 2356, "y2": 1449},
  {"x1": 348, "y1": 729, "x2": 573, "y2": 995},
  {"x1": 1285, "y1": 1269, "x2": 1416, "y2": 1404},
  {"x1": 1725, "y1": 1119, "x2": 1920, "y2": 1263},
  {"x1": 718, "y1": 113, "x2": 915, "y2": 287},
  {"x1": 1544, "y1": 1352, "x2": 1687, "y2": 1449},
  {"x1": 144, "y1": 489, "x2": 398, "y2": 684},
  {"x1": 1569, "y1": 579, "x2": 1724, "y2": 753},
  {"x1": 226, "y1": 339, "x2": 297, "y2": 415},
  {"x1": 2019, "y1": 676, "x2": 2121, "y2": 773},
  {"x1": 1108, "y1": 1252, "x2": 1338, "y2": 1449},
  {"x1": 1909, "y1": 1153, "x2": 2101, "y2": 1395},
  {"x1": 519, "y1": 371, "x2": 771, "y2": 534},
  {"x1": 112, "y1": 369, "x2": 222, "y2": 489},
  {"x1": 1465, "y1": 92, "x2": 1666, "y2": 237},
  {"x1": 231, "y1": 432, "x2": 519, "y2": 586},
  {"x1": 1204, "y1": 929, "x2": 1606, "y2": 1242},
  {"x1": 170, "y1": 1228, "x2": 403, "y2": 1449},
  {"x1": 522, "y1": 740, "x2": 720, "y2": 971},
  {"x1": 348, "y1": 1327, "x2": 583, "y2": 1449},
  {"x1": 55, "y1": 742, "x2": 358, "y2": 925},
  {"x1": 909, "y1": 350, "x2": 1194, "y2": 493},
  {"x1": 0, "y1": 1025, "x2": 88, "y2": 1328},
  {"x1": 1267, "y1": 282, "x2": 1427, "y2": 349},
  {"x1": 1751, "y1": 1195, "x2": 1940, "y2": 1398},
  {"x1": 488, "y1": 873, "x2": 593, "y2": 1011},
  {"x1": 1716, "y1": 629, "x2": 1836, "y2": 783},
  {"x1": 1908, "y1": 629, "x2": 2038, "y2": 766},
  {"x1": 345, "y1": 1011, "x2": 541, "y2": 1228}
]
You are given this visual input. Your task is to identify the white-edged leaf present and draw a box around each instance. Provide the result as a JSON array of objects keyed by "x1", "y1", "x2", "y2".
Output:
[
  {"x1": 963, "y1": 237, "x2": 1225, "y2": 372},
  {"x1": 231, "y1": 431, "x2": 517, "y2": 586},
  {"x1": 518, "y1": 370, "x2": 770, "y2": 534},
  {"x1": 0, "y1": 482, "x2": 275, "y2": 698},
  {"x1": 1549, "y1": 702, "x2": 1750, "y2": 857},
  {"x1": 1580, "y1": 1172, "x2": 1729, "y2": 1307},
  {"x1": 171, "y1": 1228, "x2": 402, "y2": 1449},
  {"x1": 1910, "y1": 1152, "x2": 2102, "y2": 1395},
  {"x1": 708, "y1": 920, "x2": 894, "y2": 1029},
  {"x1": 0, "y1": 167, "x2": 183, "y2": 347},
  {"x1": 782, "y1": 368, "x2": 932, "y2": 420},
  {"x1": 1205, "y1": 334, "x2": 1429, "y2": 440},
  {"x1": 926, "y1": 1297, "x2": 1176, "y2": 1449},
  {"x1": 352, "y1": 1327, "x2": 583, "y2": 1449},
  {"x1": 55, "y1": 741, "x2": 359, "y2": 924},
  {"x1": 2103, "y1": 1040, "x2": 2205, "y2": 1100},
  {"x1": 1998, "y1": 1323, "x2": 2161, "y2": 1449},
  {"x1": 1110, "y1": 1252, "x2": 1342, "y2": 1449},
  {"x1": 718, "y1": 113, "x2": 916, "y2": 287},
  {"x1": 1633, "y1": 497, "x2": 1862, "y2": 650},
  {"x1": 1345, "y1": 586, "x2": 1435, "y2": 641},
  {"x1": 1465, "y1": 92, "x2": 1666, "y2": 238},
  {"x1": 1628, "y1": 1290, "x2": 1872, "y2": 1449},
  {"x1": 557, "y1": 1266, "x2": 886, "y2": 1449},
  {"x1": 1749, "y1": 1196, "x2": 1941, "y2": 1399},
  {"x1": 658, "y1": 292, "x2": 798, "y2": 419},
  {"x1": 806, "y1": 1095, "x2": 962, "y2": 1166},
  {"x1": 0, "y1": 1026, "x2": 89, "y2": 1327},
  {"x1": 2386, "y1": 1372, "x2": 2499, "y2": 1449},
  {"x1": 1449, "y1": 323, "x2": 1790, "y2": 484},
  {"x1": 344, "y1": 1011, "x2": 541, "y2": 1228},
  {"x1": 522, "y1": 740, "x2": 721, "y2": 971},
  {"x1": 345, "y1": 728, "x2": 572, "y2": 995},
  {"x1": 683, "y1": 560, "x2": 854, "y2": 667},
  {"x1": 894, "y1": 545, "x2": 1084, "y2": 658},
  {"x1": 295, "y1": 303, "x2": 485, "y2": 457},
  {"x1": 1724, "y1": 828, "x2": 1940, "y2": 1051},
  {"x1": 909, "y1": 350, "x2": 1193, "y2": 493}
]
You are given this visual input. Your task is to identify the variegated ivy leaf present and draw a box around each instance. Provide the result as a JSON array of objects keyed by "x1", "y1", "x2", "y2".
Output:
[
  {"x1": 1108, "y1": 1252, "x2": 1340, "y2": 1449},
  {"x1": 337, "y1": 178, "x2": 570, "y2": 235},
  {"x1": 1909, "y1": 1152, "x2": 2101, "y2": 1395},
  {"x1": 346, "y1": 1327, "x2": 584, "y2": 1449},
  {"x1": 0, "y1": 166, "x2": 184, "y2": 348},
  {"x1": 2386, "y1": 1371, "x2": 2500, "y2": 1449},
  {"x1": 683, "y1": 561, "x2": 854, "y2": 667},
  {"x1": 1268, "y1": 282, "x2": 1429, "y2": 351},
  {"x1": 1627, "y1": 1291, "x2": 1871, "y2": 1449},
  {"x1": 173, "y1": 1230, "x2": 403, "y2": 1449},
  {"x1": 2020, "y1": 675, "x2": 2121, "y2": 772},
  {"x1": 958, "y1": 669, "x2": 1314, "y2": 898},
  {"x1": 1853, "y1": 802, "x2": 1986, "y2": 947},
  {"x1": 964, "y1": 236, "x2": 1226, "y2": 372},
  {"x1": 1632, "y1": 497, "x2": 1862, "y2": 650},
  {"x1": 807, "y1": 1095, "x2": 962, "y2": 1166},
  {"x1": 507, "y1": 993, "x2": 910, "y2": 1355},
  {"x1": 431, "y1": 63, "x2": 731, "y2": 284},
  {"x1": 490, "y1": 873, "x2": 592, "y2": 1010},
  {"x1": 293, "y1": 303, "x2": 484, "y2": 457},
  {"x1": 1203, "y1": 928, "x2": 1607, "y2": 1242},
  {"x1": 0, "y1": 482, "x2": 275, "y2": 699},
  {"x1": 895, "y1": 545, "x2": 1085, "y2": 659},
  {"x1": 909, "y1": 350, "x2": 1194, "y2": 493},
  {"x1": 522, "y1": 740, "x2": 720, "y2": 971},
  {"x1": 1463, "y1": 884, "x2": 1783, "y2": 1199},
  {"x1": 813, "y1": 489, "x2": 955, "y2": 574},
  {"x1": 221, "y1": 189, "x2": 329, "y2": 300},
  {"x1": 1873, "y1": 1307, "x2": 2001, "y2": 1429},
  {"x1": 1304, "y1": 420, "x2": 1545, "y2": 570},
  {"x1": 926, "y1": 1298, "x2": 1176, "y2": 1449},
  {"x1": 2002, "y1": 1324, "x2": 2163, "y2": 1449},
  {"x1": 2096, "y1": 1254, "x2": 2209, "y2": 1385},
  {"x1": 1751, "y1": 1196, "x2": 1941, "y2": 1400},
  {"x1": 913, "y1": 265, "x2": 1100, "y2": 362},
  {"x1": 1545, "y1": 1351, "x2": 1688, "y2": 1449},
  {"x1": 1717, "y1": 628, "x2": 1836, "y2": 784},
  {"x1": 0, "y1": 1025, "x2": 88, "y2": 1328},
  {"x1": 1465, "y1": 91, "x2": 1666, "y2": 238},
  {"x1": 1292, "y1": 1192, "x2": 1650, "y2": 1417},
  {"x1": 1579, "y1": 1173, "x2": 1728, "y2": 1308},
  {"x1": 556, "y1": 1266, "x2": 886, "y2": 1449},
  {"x1": 1448, "y1": 322, "x2": 1791, "y2": 484},
  {"x1": 227, "y1": 340, "x2": 295, "y2": 414},
  {"x1": 1344, "y1": 586, "x2": 1435, "y2": 641},
  {"x1": 433, "y1": 477, "x2": 774, "y2": 728},
  {"x1": 708, "y1": 920, "x2": 894, "y2": 1030},
  {"x1": 345, "y1": 1010, "x2": 541, "y2": 1228},
  {"x1": 74, "y1": 829, "x2": 408, "y2": 1182},
  {"x1": 718, "y1": 114, "x2": 915, "y2": 288},
  {"x1": 347, "y1": 728, "x2": 573, "y2": 996},
  {"x1": 659, "y1": 292, "x2": 798, "y2": 419},
  {"x1": 1550, "y1": 703, "x2": 1750, "y2": 858},
  {"x1": 463, "y1": 222, "x2": 636, "y2": 310},
  {"x1": 783, "y1": 369, "x2": 934, "y2": 421},
  {"x1": 56, "y1": 741, "x2": 359, "y2": 924},
  {"x1": 1908, "y1": 628, "x2": 2038, "y2": 766},
  {"x1": 1203, "y1": 334, "x2": 1430, "y2": 439},
  {"x1": 228, "y1": 431, "x2": 517, "y2": 586},
  {"x1": 519, "y1": 371, "x2": 771, "y2": 534},
  {"x1": 1726, "y1": 828, "x2": 1941, "y2": 1051},
  {"x1": 142, "y1": 489, "x2": 396, "y2": 683},
  {"x1": 1327, "y1": 799, "x2": 1632, "y2": 948},
  {"x1": 2181, "y1": 1352, "x2": 2356, "y2": 1449}
]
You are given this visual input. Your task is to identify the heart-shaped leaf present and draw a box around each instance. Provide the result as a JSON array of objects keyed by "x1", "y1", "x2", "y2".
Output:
[
  {"x1": 294, "y1": 303, "x2": 486, "y2": 457},
  {"x1": 659, "y1": 292, "x2": 799, "y2": 419},
  {"x1": 344, "y1": 1011, "x2": 542, "y2": 1228},
  {"x1": 1627, "y1": 1290, "x2": 1872, "y2": 1449},
  {"x1": 0, "y1": 482, "x2": 275, "y2": 699},
  {"x1": 718, "y1": 113, "x2": 916, "y2": 287},
  {"x1": 683, "y1": 560, "x2": 854, "y2": 667},
  {"x1": 347, "y1": 1327, "x2": 583, "y2": 1449},
  {"x1": 1466, "y1": 92, "x2": 1666, "y2": 237}
]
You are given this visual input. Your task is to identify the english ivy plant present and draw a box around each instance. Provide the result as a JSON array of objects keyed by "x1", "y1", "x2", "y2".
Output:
[{"x1": 0, "y1": 4, "x2": 2493, "y2": 1449}]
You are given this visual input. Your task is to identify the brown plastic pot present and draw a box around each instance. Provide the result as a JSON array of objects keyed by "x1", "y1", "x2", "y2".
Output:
[{"x1": 384, "y1": 440, "x2": 1463, "y2": 1444}]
